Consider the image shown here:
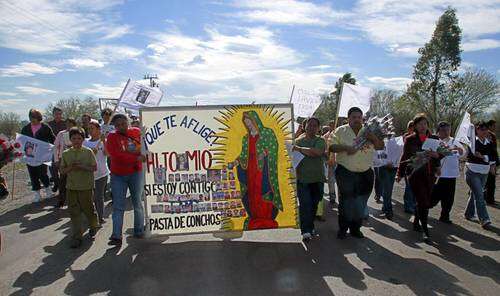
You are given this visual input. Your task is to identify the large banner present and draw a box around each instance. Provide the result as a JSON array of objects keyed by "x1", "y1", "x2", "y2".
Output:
[
  {"x1": 140, "y1": 104, "x2": 298, "y2": 235},
  {"x1": 15, "y1": 134, "x2": 53, "y2": 166}
]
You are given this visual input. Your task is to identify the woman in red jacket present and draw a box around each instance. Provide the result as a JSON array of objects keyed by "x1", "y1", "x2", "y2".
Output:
[{"x1": 106, "y1": 114, "x2": 145, "y2": 246}]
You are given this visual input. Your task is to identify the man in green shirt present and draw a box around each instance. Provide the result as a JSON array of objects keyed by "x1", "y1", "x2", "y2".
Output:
[
  {"x1": 293, "y1": 117, "x2": 326, "y2": 241},
  {"x1": 60, "y1": 127, "x2": 99, "y2": 248}
]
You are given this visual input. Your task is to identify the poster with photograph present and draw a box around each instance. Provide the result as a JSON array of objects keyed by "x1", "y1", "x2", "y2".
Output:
[
  {"x1": 15, "y1": 133, "x2": 54, "y2": 166},
  {"x1": 141, "y1": 104, "x2": 297, "y2": 235}
]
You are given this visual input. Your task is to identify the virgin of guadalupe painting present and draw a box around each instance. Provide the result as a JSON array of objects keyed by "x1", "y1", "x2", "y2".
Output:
[{"x1": 230, "y1": 111, "x2": 283, "y2": 230}]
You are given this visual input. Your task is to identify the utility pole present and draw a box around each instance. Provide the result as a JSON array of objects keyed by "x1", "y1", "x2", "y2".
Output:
[{"x1": 143, "y1": 74, "x2": 159, "y2": 88}]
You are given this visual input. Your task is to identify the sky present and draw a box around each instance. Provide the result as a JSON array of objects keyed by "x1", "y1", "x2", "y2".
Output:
[{"x1": 0, "y1": 0, "x2": 499, "y2": 119}]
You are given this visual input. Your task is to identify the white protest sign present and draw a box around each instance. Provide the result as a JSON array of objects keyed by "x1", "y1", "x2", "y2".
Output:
[
  {"x1": 291, "y1": 88, "x2": 323, "y2": 118},
  {"x1": 455, "y1": 112, "x2": 475, "y2": 154},
  {"x1": 338, "y1": 83, "x2": 372, "y2": 117},
  {"x1": 15, "y1": 134, "x2": 54, "y2": 166},
  {"x1": 118, "y1": 79, "x2": 163, "y2": 111}
]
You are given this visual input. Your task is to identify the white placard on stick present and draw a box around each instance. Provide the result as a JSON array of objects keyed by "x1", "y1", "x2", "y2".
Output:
[
  {"x1": 455, "y1": 112, "x2": 475, "y2": 154},
  {"x1": 118, "y1": 79, "x2": 163, "y2": 111},
  {"x1": 290, "y1": 88, "x2": 323, "y2": 118},
  {"x1": 338, "y1": 83, "x2": 372, "y2": 117}
]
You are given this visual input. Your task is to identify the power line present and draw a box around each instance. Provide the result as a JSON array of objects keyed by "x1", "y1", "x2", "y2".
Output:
[{"x1": 2, "y1": 1, "x2": 79, "y2": 43}]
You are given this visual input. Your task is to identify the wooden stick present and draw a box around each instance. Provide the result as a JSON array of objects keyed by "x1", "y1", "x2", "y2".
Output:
[
  {"x1": 288, "y1": 85, "x2": 295, "y2": 103},
  {"x1": 11, "y1": 162, "x2": 15, "y2": 200},
  {"x1": 334, "y1": 82, "x2": 344, "y2": 128}
]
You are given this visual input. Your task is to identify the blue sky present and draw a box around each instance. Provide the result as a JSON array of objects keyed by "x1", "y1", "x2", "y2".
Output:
[{"x1": 1, "y1": 0, "x2": 499, "y2": 118}]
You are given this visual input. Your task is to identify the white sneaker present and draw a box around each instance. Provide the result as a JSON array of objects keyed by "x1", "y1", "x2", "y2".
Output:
[
  {"x1": 44, "y1": 187, "x2": 52, "y2": 198},
  {"x1": 33, "y1": 191, "x2": 41, "y2": 203}
]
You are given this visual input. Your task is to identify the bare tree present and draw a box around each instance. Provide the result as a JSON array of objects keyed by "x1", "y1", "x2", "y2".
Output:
[
  {"x1": 445, "y1": 69, "x2": 499, "y2": 131},
  {"x1": 45, "y1": 97, "x2": 100, "y2": 121},
  {"x1": 0, "y1": 112, "x2": 22, "y2": 138}
]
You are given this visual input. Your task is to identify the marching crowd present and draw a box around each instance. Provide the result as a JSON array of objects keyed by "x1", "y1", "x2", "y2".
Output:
[
  {"x1": 15, "y1": 106, "x2": 499, "y2": 247},
  {"x1": 293, "y1": 107, "x2": 497, "y2": 242}
]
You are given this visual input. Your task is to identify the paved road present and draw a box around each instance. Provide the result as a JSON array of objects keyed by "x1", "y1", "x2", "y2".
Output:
[{"x1": 0, "y1": 177, "x2": 499, "y2": 296}]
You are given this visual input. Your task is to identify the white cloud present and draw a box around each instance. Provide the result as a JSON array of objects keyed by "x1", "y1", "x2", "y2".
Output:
[
  {"x1": 462, "y1": 39, "x2": 500, "y2": 52},
  {"x1": 79, "y1": 82, "x2": 126, "y2": 98},
  {"x1": 16, "y1": 86, "x2": 57, "y2": 95},
  {"x1": 0, "y1": 62, "x2": 61, "y2": 77},
  {"x1": 87, "y1": 45, "x2": 143, "y2": 62},
  {"x1": 145, "y1": 27, "x2": 341, "y2": 104},
  {"x1": 353, "y1": 0, "x2": 500, "y2": 55},
  {"x1": 366, "y1": 76, "x2": 412, "y2": 91},
  {"x1": 66, "y1": 58, "x2": 106, "y2": 69},
  {"x1": 232, "y1": 0, "x2": 351, "y2": 26},
  {"x1": 306, "y1": 31, "x2": 359, "y2": 41},
  {"x1": 101, "y1": 25, "x2": 133, "y2": 40},
  {"x1": 0, "y1": 92, "x2": 17, "y2": 96},
  {"x1": 0, "y1": 0, "x2": 129, "y2": 53},
  {"x1": 1, "y1": 98, "x2": 27, "y2": 105},
  {"x1": 309, "y1": 65, "x2": 332, "y2": 70}
]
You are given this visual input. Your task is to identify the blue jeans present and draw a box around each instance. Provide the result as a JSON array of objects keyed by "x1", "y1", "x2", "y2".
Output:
[
  {"x1": 297, "y1": 182, "x2": 323, "y2": 234},
  {"x1": 464, "y1": 169, "x2": 490, "y2": 223},
  {"x1": 111, "y1": 171, "x2": 145, "y2": 239},
  {"x1": 403, "y1": 178, "x2": 416, "y2": 213},
  {"x1": 380, "y1": 167, "x2": 397, "y2": 214}
]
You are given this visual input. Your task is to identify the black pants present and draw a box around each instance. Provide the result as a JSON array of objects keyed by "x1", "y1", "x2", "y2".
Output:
[
  {"x1": 432, "y1": 178, "x2": 456, "y2": 220},
  {"x1": 485, "y1": 173, "x2": 496, "y2": 204},
  {"x1": 374, "y1": 167, "x2": 383, "y2": 198},
  {"x1": 336, "y1": 165, "x2": 374, "y2": 233},
  {"x1": 49, "y1": 160, "x2": 60, "y2": 190},
  {"x1": 27, "y1": 164, "x2": 50, "y2": 191},
  {"x1": 414, "y1": 207, "x2": 429, "y2": 235}
]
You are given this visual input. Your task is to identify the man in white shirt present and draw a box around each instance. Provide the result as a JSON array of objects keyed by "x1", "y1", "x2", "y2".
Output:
[{"x1": 432, "y1": 122, "x2": 465, "y2": 224}]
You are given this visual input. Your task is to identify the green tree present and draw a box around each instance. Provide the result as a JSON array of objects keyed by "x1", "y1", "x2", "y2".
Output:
[
  {"x1": 313, "y1": 72, "x2": 356, "y2": 125},
  {"x1": 405, "y1": 7, "x2": 462, "y2": 127},
  {"x1": 45, "y1": 97, "x2": 100, "y2": 121},
  {"x1": 0, "y1": 111, "x2": 22, "y2": 138}
]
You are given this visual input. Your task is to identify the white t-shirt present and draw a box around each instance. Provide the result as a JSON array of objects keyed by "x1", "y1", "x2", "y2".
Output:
[
  {"x1": 83, "y1": 139, "x2": 109, "y2": 180},
  {"x1": 440, "y1": 137, "x2": 465, "y2": 178},
  {"x1": 372, "y1": 150, "x2": 386, "y2": 168}
]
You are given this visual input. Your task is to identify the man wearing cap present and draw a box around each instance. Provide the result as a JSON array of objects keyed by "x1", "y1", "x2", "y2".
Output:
[
  {"x1": 329, "y1": 107, "x2": 384, "y2": 239},
  {"x1": 431, "y1": 121, "x2": 465, "y2": 223}
]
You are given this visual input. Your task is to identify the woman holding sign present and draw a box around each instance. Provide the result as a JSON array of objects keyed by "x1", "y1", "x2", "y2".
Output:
[
  {"x1": 230, "y1": 111, "x2": 282, "y2": 230},
  {"x1": 397, "y1": 114, "x2": 442, "y2": 242},
  {"x1": 20, "y1": 109, "x2": 56, "y2": 202}
]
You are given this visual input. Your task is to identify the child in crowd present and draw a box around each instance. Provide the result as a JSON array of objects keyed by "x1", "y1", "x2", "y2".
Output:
[{"x1": 60, "y1": 127, "x2": 99, "y2": 248}]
